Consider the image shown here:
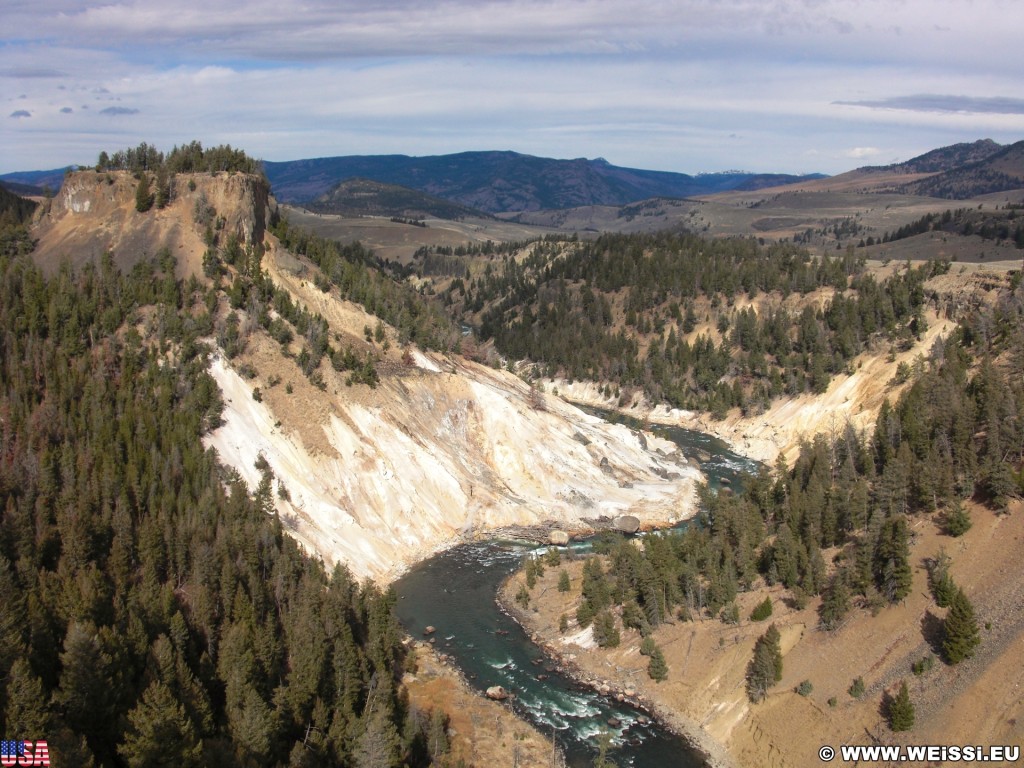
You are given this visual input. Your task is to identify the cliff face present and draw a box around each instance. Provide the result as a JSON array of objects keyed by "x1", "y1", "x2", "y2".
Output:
[
  {"x1": 31, "y1": 169, "x2": 272, "y2": 275},
  {"x1": 204, "y1": 238, "x2": 704, "y2": 582}
]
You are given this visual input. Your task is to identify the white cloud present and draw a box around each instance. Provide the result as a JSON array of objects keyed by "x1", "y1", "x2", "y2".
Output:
[
  {"x1": 843, "y1": 147, "x2": 882, "y2": 159},
  {"x1": 2, "y1": 0, "x2": 1023, "y2": 174}
]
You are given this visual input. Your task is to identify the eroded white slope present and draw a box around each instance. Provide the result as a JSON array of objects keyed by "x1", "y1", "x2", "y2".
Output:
[{"x1": 206, "y1": 350, "x2": 702, "y2": 583}]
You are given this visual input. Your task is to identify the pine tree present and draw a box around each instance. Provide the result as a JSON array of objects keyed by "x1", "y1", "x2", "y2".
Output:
[
  {"x1": 593, "y1": 730, "x2": 617, "y2": 768},
  {"x1": 640, "y1": 636, "x2": 657, "y2": 656},
  {"x1": 927, "y1": 550, "x2": 957, "y2": 607},
  {"x1": 581, "y1": 557, "x2": 611, "y2": 610},
  {"x1": 942, "y1": 588, "x2": 981, "y2": 664},
  {"x1": 750, "y1": 596, "x2": 773, "y2": 621},
  {"x1": 135, "y1": 174, "x2": 154, "y2": 212},
  {"x1": 154, "y1": 166, "x2": 170, "y2": 209},
  {"x1": 353, "y1": 705, "x2": 402, "y2": 768},
  {"x1": 819, "y1": 570, "x2": 851, "y2": 630},
  {"x1": 875, "y1": 515, "x2": 912, "y2": 603},
  {"x1": 576, "y1": 599, "x2": 596, "y2": 628},
  {"x1": 944, "y1": 502, "x2": 972, "y2": 537},
  {"x1": 427, "y1": 708, "x2": 449, "y2": 763},
  {"x1": 592, "y1": 610, "x2": 620, "y2": 648},
  {"x1": 3, "y1": 658, "x2": 52, "y2": 734},
  {"x1": 746, "y1": 623, "x2": 783, "y2": 702},
  {"x1": 647, "y1": 646, "x2": 668, "y2": 682},
  {"x1": 887, "y1": 680, "x2": 915, "y2": 732},
  {"x1": 558, "y1": 568, "x2": 571, "y2": 592},
  {"x1": 118, "y1": 681, "x2": 203, "y2": 768},
  {"x1": 56, "y1": 622, "x2": 117, "y2": 751}
]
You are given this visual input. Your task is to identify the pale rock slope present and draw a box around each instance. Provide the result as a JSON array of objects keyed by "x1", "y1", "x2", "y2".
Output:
[
  {"x1": 206, "y1": 241, "x2": 703, "y2": 582},
  {"x1": 550, "y1": 306, "x2": 956, "y2": 466}
]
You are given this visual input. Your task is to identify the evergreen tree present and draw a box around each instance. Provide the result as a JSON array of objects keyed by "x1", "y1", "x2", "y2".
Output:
[
  {"x1": 927, "y1": 550, "x2": 957, "y2": 608},
  {"x1": 593, "y1": 730, "x2": 617, "y2": 768},
  {"x1": 576, "y1": 600, "x2": 596, "y2": 628},
  {"x1": 750, "y1": 596, "x2": 773, "y2": 621},
  {"x1": 819, "y1": 570, "x2": 851, "y2": 630},
  {"x1": 581, "y1": 557, "x2": 611, "y2": 610},
  {"x1": 427, "y1": 708, "x2": 449, "y2": 763},
  {"x1": 944, "y1": 502, "x2": 972, "y2": 537},
  {"x1": 639, "y1": 636, "x2": 657, "y2": 657},
  {"x1": 0, "y1": 248, "x2": 414, "y2": 767},
  {"x1": 746, "y1": 623, "x2": 783, "y2": 702},
  {"x1": 592, "y1": 610, "x2": 620, "y2": 648},
  {"x1": 875, "y1": 515, "x2": 912, "y2": 603},
  {"x1": 558, "y1": 568, "x2": 571, "y2": 592},
  {"x1": 353, "y1": 705, "x2": 402, "y2": 768},
  {"x1": 117, "y1": 681, "x2": 203, "y2": 768},
  {"x1": 154, "y1": 166, "x2": 170, "y2": 209},
  {"x1": 887, "y1": 680, "x2": 915, "y2": 732},
  {"x1": 135, "y1": 174, "x2": 154, "y2": 212},
  {"x1": 3, "y1": 658, "x2": 52, "y2": 734},
  {"x1": 55, "y1": 622, "x2": 117, "y2": 755},
  {"x1": 647, "y1": 646, "x2": 668, "y2": 682},
  {"x1": 942, "y1": 588, "x2": 981, "y2": 664}
]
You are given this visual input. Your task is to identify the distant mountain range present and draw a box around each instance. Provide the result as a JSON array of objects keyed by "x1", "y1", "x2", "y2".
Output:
[
  {"x1": 5, "y1": 139, "x2": 1023, "y2": 217},
  {"x1": 262, "y1": 151, "x2": 825, "y2": 213},
  {"x1": 0, "y1": 168, "x2": 71, "y2": 197}
]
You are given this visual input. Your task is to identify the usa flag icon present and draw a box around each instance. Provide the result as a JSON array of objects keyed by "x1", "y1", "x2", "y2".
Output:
[{"x1": 0, "y1": 742, "x2": 22, "y2": 758}]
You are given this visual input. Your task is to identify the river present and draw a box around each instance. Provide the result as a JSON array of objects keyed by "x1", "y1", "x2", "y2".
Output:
[{"x1": 394, "y1": 418, "x2": 760, "y2": 767}]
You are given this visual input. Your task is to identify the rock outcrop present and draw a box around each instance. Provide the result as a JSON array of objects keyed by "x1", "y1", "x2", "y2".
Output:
[
  {"x1": 204, "y1": 240, "x2": 705, "y2": 582},
  {"x1": 32, "y1": 169, "x2": 272, "y2": 277}
]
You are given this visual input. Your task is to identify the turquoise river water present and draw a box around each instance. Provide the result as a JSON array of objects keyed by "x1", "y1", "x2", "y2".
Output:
[{"x1": 394, "y1": 416, "x2": 760, "y2": 767}]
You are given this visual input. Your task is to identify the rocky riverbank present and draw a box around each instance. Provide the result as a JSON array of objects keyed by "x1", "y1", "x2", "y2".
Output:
[
  {"x1": 404, "y1": 640, "x2": 558, "y2": 767},
  {"x1": 497, "y1": 572, "x2": 739, "y2": 768}
]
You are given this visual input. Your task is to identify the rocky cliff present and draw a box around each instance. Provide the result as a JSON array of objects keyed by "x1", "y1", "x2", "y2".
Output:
[
  {"x1": 32, "y1": 169, "x2": 271, "y2": 276},
  {"x1": 205, "y1": 237, "x2": 704, "y2": 581}
]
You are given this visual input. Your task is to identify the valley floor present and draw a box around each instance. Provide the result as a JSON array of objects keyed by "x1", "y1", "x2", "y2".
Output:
[{"x1": 500, "y1": 500, "x2": 1024, "y2": 768}]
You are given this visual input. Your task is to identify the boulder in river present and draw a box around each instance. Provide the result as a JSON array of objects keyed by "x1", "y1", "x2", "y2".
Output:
[
  {"x1": 548, "y1": 529, "x2": 570, "y2": 546},
  {"x1": 612, "y1": 515, "x2": 641, "y2": 534},
  {"x1": 486, "y1": 685, "x2": 510, "y2": 700}
]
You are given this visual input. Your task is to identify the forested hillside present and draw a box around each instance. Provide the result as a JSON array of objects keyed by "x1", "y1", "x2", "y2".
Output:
[
  {"x1": 522, "y1": 287, "x2": 1023, "y2": 678},
  {"x1": 0, "y1": 184, "x2": 38, "y2": 228},
  {"x1": 430, "y1": 232, "x2": 941, "y2": 415},
  {"x1": 0, "y1": 219, "x2": 450, "y2": 766}
]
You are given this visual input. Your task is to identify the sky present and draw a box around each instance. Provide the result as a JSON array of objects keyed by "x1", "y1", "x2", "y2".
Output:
[{"x1": 3, "y1": 0, "x2": 1024, "y2": 176}]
